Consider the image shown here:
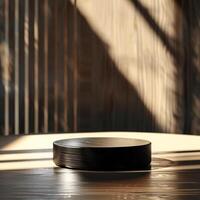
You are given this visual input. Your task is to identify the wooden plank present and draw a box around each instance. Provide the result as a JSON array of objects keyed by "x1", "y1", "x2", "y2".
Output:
[
  {"x1": 47, "y1": 0, "x2": 56, "y2": 132},
  {"x1": 57, "y1": 0, "x2": 67, "y2": 132},
  {"x1": 34, "y1": 0, "x2": 39, "y2": 133},
  {"x1": 38, "y1": 0, "x2": 45, "y2": 133},
  {"x1": 63, "y1": 0, "x2": 69, "y2": 132},
  {"x1": 24, "y1": 0, "x2": 29, "y2": 134},
  {"x1": 43, "y1": 0, "x2": 49, "y2": 133},
  {"x1": 27, "y1": 0, "x2": 35, "y2": 133},
  {"x1": 8, "y1": 0, "x2": 16, "y2": 135},
  {"x1": 0, "y1": 167, "x2": 200, "y2": 199},
  {"x1": 4, "y1": 0, "x2": 10, "y2": 135}
]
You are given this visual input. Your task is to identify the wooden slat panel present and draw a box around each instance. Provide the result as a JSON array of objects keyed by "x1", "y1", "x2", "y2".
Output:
[{"x1": 0, "y1": 0, "x2": 199, "y2": 134}]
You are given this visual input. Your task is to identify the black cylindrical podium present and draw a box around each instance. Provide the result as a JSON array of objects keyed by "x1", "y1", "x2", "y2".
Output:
[{"x1": 53, "y1": 137, "x2": 151, "y2": 170}]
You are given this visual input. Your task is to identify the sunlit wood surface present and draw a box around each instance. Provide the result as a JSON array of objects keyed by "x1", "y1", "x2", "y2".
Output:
[{"x1": 0, "y1": 132, "x2": 200, "y2": 199}]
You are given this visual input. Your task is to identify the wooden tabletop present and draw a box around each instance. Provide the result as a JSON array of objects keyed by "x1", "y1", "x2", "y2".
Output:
[{"x1": 0, "y1": 132, "x2": 200, "y2": 199}]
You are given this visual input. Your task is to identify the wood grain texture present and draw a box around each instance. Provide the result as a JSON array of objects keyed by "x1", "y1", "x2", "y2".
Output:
[
  {"x1": 76, "y1": 0, "x2": 178, "y2": 132},
  {"x1": 0, "y1": 133, "x2": 200, "y2": 199},
  {"x1": 0, "y1": 167, "x2": 200, "y2": 200},
  {"x1": 0, "y1": 0, "x2": 200, "y2": 134},
  {"x1": 177, "y1": 0, "x2": 200, "y2": 133}
]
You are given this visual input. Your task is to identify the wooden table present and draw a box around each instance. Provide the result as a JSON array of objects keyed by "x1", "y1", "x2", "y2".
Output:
[{"x1": 0, "y1": 132, "x2": 200, "y2": 199}]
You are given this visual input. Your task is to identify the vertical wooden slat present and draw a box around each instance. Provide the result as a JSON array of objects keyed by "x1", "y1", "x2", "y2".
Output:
[
  {"x1": 14, "y1": 0, "x2": 19, "y2": 135},
  {"x1": 191, "y1": 1, "x2": 200, "y2": 133},
  {"x1": 73, "y1": 0, "x2": 78, "y2": 132},
  {"x1": 18, "y1": 0, "x2": 25, "y2": 134},
  {"x1": 34, "y1": 0, "x2": 39, "y2": 133},
  {"x1": 38, "y1": 0, "x2": 44, "y2": 132},
  {"x1": 44, "y1": 0, "x2": 48, "y2": 133},
  {"x1": 27, "y1": 0, "x2": 35, "y2": 133},
  {"x1": 58, "y1": 0, "x2": 66, "y2": 132},
  {"x1": 57, "y1": 0, "x2": 65, "y2": 132},
  {"x1": 24, "y1": 0, "x2": 29, "y2": 134},
  {"x1": 45, "y1": 0, "x2": 54, "y2": 132},
  {"x1": 54, "y1": 0, "x2": 58, "y2": 132},
  {"x1": 63, "y1": 0, "x2": 68, "y2": 131},
  {"x1": 4, "y1": 0, "x2": 9, "y2": 135},
  {"x1": 8, "y1": 0, "x2": 15, "y2": 135}
]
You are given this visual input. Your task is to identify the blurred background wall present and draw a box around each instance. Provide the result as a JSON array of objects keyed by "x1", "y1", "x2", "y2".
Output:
[{"x1": 0, "y1": 0, "x2": 200, "y2": 135}]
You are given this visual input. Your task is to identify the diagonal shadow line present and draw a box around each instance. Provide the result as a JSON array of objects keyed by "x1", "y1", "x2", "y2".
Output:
[
  {"x1": 129, "y1": 0, "x2": 199, "y2": 133},
  {"x1": 0, "y1": 136, "x2": 20, "y2": 149},
  {"x1": 130, "y1": 0, "x2": 177, "y2": 59},
  {"x1": 0, "y1": 0, "x2": 163, "y2": 134},
  {"x1": 65, "y1": 1, "x2": 163, "y2": 132}
]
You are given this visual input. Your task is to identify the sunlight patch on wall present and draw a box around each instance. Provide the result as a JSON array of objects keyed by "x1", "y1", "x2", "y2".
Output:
[{"x1": 76, "y1": 0, "x2": 179, "y2": 132}]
